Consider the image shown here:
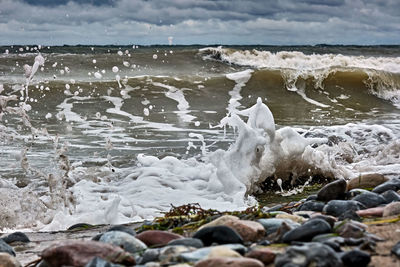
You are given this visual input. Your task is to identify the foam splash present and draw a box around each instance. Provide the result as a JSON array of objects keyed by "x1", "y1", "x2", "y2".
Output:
[{"x1": 41, "y1": 97, "x2": 330, "y2": 230}]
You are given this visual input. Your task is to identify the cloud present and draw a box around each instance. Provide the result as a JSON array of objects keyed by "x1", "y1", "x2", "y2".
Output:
[{"x1": 0, "y1": 0, "x2": 398, "y2": 45}]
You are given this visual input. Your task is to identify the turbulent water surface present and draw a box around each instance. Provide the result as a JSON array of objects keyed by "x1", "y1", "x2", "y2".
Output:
[{"x1": 0, "y1": 45, "x2": 399, "y2": 231}]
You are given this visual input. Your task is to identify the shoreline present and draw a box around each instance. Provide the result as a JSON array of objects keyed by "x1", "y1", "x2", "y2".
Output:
[{"x1": 1, "y1": 176, "x2": 400, "y2": 266}]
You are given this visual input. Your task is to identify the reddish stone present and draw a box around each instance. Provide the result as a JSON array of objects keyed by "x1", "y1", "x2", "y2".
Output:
[
  {"x1": 224, "y1": 220, "x2": 266, "y2": 242},
  {"x1": 245, "y1": 248, "x2": 276, "y2": 265},
  {"x1": 383, "y1": 201, "x2": 400, "y2": 217},
  {"x1": 136, "y1": 230, "x2": 183, "y2": 247},
  {"x1": 195, "y1": 257, "x2": 264, "y2": 267},
  {"x1": 356, "y1": 206, "x2": 384, "y2": 217},
  {"x1": 41, "y1": 240, "x2": 135, "y2": 267}
]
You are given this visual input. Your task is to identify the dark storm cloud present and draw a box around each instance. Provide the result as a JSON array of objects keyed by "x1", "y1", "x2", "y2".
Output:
[{"x1": 0, "y1": 0, "x2": 399, "y2": 45}]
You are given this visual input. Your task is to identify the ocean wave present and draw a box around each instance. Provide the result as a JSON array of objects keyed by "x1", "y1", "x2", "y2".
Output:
[{"x1": 199, "y1": 47, "x2": 400, "y2": 106}]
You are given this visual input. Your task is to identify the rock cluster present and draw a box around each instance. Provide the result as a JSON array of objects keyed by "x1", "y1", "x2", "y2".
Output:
[{"x1": 2, "y1": 176, "x2": 400, "y2": 266}]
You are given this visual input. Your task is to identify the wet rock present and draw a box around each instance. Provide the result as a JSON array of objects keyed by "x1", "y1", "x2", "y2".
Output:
[
  {"x1": 306, "y1": 194, "x2": 318, "y2": 201},
  {"x1": 323, "y1": 200, "x2": 364, "y2": 217},
  {"x1": 346, "y1": 188, "x2": 370, "y2": 198},
  {"x1": 158, "y1": 245, "x2": 195, "y2": 263},
  {"x1": 347, "y1": 173, "x2": 388, "y2": 191},
  {"x1": 0, "y1": 239, "x2": 15, "y2": 256},
  {"x1": 275, "y1": 213, "x2": 307, "y2": 223},
  {"x1": 207, "y1": 246, "x2": 242, "y2": 258},
  {"x1": 67, "y1": 223, "x2": 94, "y2": 231},
  {"x1": 266, "y1": 221, "x2": 296, "y2": 243},
  {"x1": 224, "y1": 220, "x2": 265, "y2": 242},
  {"x1": 179, "y1": 244, "x2": 246, "y2": 262},
  {"x1": 356, "y1": 206, "x2": 384, "y2": 217},
  {"x1": 336, "y1": 222, "x2": 365, "y2": 239},
  {"x1": 352, "y1": 191, "x2": 386, "y2": 208},
  {"x1": 323, "y1": 240, "x2": 342, "y2": 252},
  {"x1": 40, "y1": 240, "x2": 135, "y2": 266},
  {"x1": 317, "y1": 179, "x2": 347, "y2": 201},
  {"x1": 167, "y1": 238, "x2": 203, "y2": 248},
  {"x1": 199, "y1": 215, "x2": 264, "y2": 242},
  {"x1": 311, "y1": 233, "x2": 343, "y2": 243},
  {"x1": 381, "y1": 190, "x2": 400, "y2": 203},
  {"x1": 198, "y1": 215, "x2": 238, "y2": 230},
  {"x1": 245, "y1": 248, "x2": 276, "y2": 265},
  {"x1": 257, "y1": 218, "x2": 300, "y2": 235},
  {"x1": 310, "y1": 214, "x2": 337, "y2": 228},
  {"x1": 383, "y1": 201, "x2": 400, "y2": 217},
  {"x1": 192, "y1": 226, "x2": 243, "y2": 246},
  {"x1": 195, "y1": 257, "x2": 264, "y2": 267},
  {"x1": 338, "y1": 209, "x2": 362, "y2": 221},
  {"x1": 137, "y1": 248, "x2": 160, "y2": 264},
  {"x1": 136, "y1": 230, "x2": 182, "y2": 247},
  {"x1": 282, "y1": 218, "x2": 332, "y2": 243},
  {"x1": 341, "y1": 249, "x2": 371, "y2": 267},
  {"x1": 391, "y1": 241, "x2": 400, "y2": 258},
  {"x1": 299, "y1": 200, "x2": 325, "y2": 212},
  {"x1": 99, "y1": 231, "x2": 147, "y2": 254},
  {"x1": 372, "y1": 178, "x2": 400, "y2": 194},
  {"x1": 275, "y1": 242, "x2": 342, "y2": 267},
  {"x1": 1, "y1": 232, "x2": 30, "y2": 244},
  {"x1": 0, "y1": 252, "x2": 21, "y2": 267},
  {"x1": 106, "y1": 225, "x2": 136, "y2": 236},
  {"x1": 85, "y1": 257, "x2": 124, "y2": 267}
]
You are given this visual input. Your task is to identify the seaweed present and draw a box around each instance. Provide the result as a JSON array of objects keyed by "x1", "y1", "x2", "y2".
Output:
[{"x1": 136, "y1": 203, "x2": 275, "y2": 235}]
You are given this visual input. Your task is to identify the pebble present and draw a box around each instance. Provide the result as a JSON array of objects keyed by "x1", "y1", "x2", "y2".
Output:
[
  {"x1": 198, "y1": 215, "x2": 238, "y2": 230},
  {"x1": 167, "y1": 238, "x2": 204, "y2": 248},
  {"x1": 193, "y1": 226, "x2": 243, "y2": 246},
  {"x1": 372, "y1": 178, "x2": 400, "y2": 194},
  {"x1": 257, "y1": 218, "x2": 300, "y2": 235},
  {"x1": 179, "y1": 244, "x2": 246, "y2": 262},
  {"x1": 266, "y1": 221, "x2": 296, "y2": 243},
  {"x1": 310, "y1": 214, "x2": 337, "y2": 228},
  {"x1": 299, "y1": 200, "x2": 325, "y2": 212},
  {"x1": 138, "y1": 248, "x2": 160, "y2": 264},
  {"x1": 323, "y1": 200, "x2": 364, "y2": 217},
  {"x1": 382, "y1": 201, "x2": 400, "y2": 217},
  {"x1": 245, "y1": 247, "x2": 276, "y2": 265},
  {"x1": 0, "y1": 252, "x2": 21, "y2": 267},
  {"x1": 282, "y1": 218, "x2": 332, "y2": 243},
  {"x1": 352, "y1": 191, "x2": 386, "y2": 208},
  {"x1": 106, "y1": 225, "x2": 136, "y2": 236},
  {"x1": 391, "y1": 241, "x2": 400, "y2": 258},
  {"x1": 40, "y1": 240, "x2": 135, "y2": 266},
  {"x1": 194, "y1": 257, "x2": 264, "y2": 267},
  {"x1": 317, "y1": 179, "x2": 347, "y2": 201},
  {"x1": 1, "y1": 232, "x2": 30, "y2": 244},
  {"x1": 275, "y1": 213, "x2": 307, "y2": 223},
  {"x1": 0, "y1": 239, "x2": 16, "y2": 256},
  {"x1": 347, "y1": 173, "x2": 388, "y2": 191},
  {"x1": 67, "y1": 223, "x2": 94, "y2": 231},
  {"x1": 381, "y1": 190, "x2": 400, "y2": 204},
  {"x1": 274, "y1": 242, "x2": 342, "y2": 267},
  {"x1": 99, "y1": 231, "x2": 147, "y2": 254},
  {"x1": 223, "y1": 219, "x2": 265, "y2": 242},
  {"x1": 159, "y1": 245, "x2": 195, "y2": 263},
  {"x1": 207, "y1": 246, "x2": 242, "y2": 258},
  {"x1": 85, "y1": 257, "x2": 124, "y2": 267},
  {"x1": 356, "y1": 206, "x2": 384, "y2": 217},
  {"x1": 341, "y1": 249, "x2": 371, "y2": 267},
  {"x1": 198, "y1": 215, "x2": 264, "y2": 242},
  {"x1": 136, "y1": 230, "x2": 182, "y2": 247},
  {"x1": 335, "y1": 222, "x2": 365, "y2": 238}
]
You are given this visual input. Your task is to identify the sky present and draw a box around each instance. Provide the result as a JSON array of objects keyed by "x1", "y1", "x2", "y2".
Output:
[{"x1": 0, "y1": 0, "x2": 399, "y2": 45}]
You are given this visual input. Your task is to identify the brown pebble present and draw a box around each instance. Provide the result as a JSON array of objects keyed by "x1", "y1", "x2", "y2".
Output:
[
  {"x1": 245, "y1": 248, "x2": 276, "y2": 265},
  {"x1": 195, "y1": 257, "x2": 264, "y2": 267},
  {"x1": 136, "y1": 230, "x2": 182, "y2": 247}
]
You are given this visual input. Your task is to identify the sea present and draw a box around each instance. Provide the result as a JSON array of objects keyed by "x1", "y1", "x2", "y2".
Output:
[{"x1": 0, "y1": 44, "x2": 399, "y2": 231}]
